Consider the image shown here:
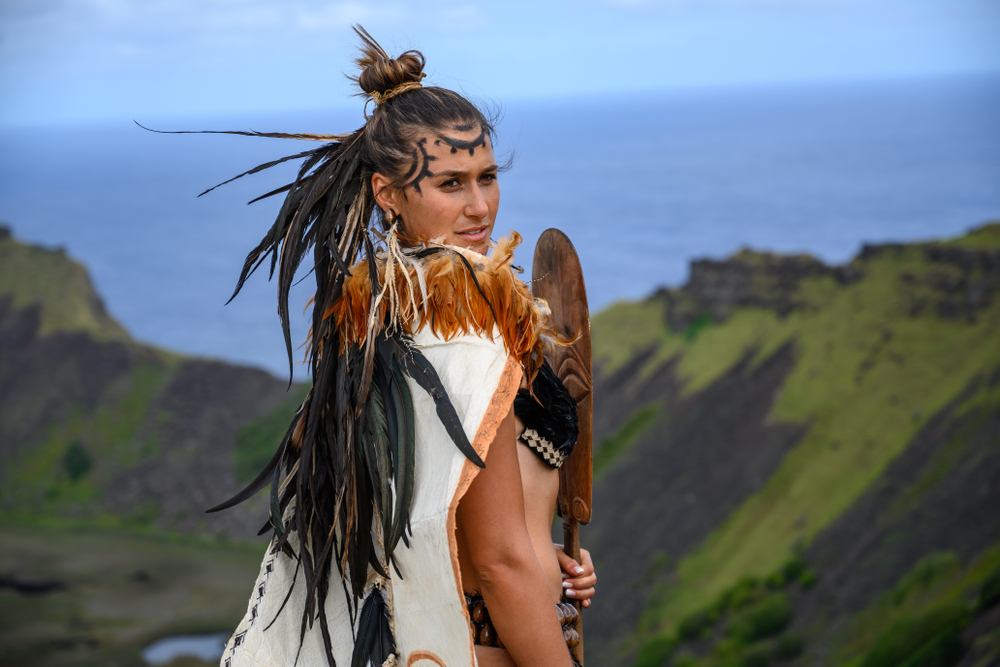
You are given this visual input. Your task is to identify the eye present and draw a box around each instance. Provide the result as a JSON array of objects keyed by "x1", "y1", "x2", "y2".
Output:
[
  {"x1": 479, "y1": 173, "x2": 497, "y2": 184},
  {"x1": 440, "y1": 178, "x2": 461, "y2": 188}
]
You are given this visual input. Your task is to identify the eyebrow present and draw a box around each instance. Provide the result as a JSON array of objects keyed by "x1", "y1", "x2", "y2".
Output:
[{"x1": 436, "y1": 164, "x2": 499, "y2": 178}]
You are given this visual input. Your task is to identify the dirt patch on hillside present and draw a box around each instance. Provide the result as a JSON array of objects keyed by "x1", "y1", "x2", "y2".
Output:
[{"x1": 585, "y1": 343, "x2": 808, "y2": 665}]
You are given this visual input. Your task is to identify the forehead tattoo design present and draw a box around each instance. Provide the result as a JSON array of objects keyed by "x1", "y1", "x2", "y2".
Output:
[
  {"x1": 403, "y1": 125, "x2": 490, "y2": 193},
  {"x1": 434, "y1": 127, "x2": 488, "y2": 156},
  {"x1": 403, "y1": 137, "x2": 437, "y2": 194}
]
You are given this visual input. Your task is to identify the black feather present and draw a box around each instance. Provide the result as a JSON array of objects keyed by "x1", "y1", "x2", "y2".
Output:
[
  {"x1": 382, "y1": 335, "x2": 485, "y2": 468},
  {"x1": 389, "y1": 353, "x2": 416, "y2": 555},
  {"x1": 197, "y1": 147, "x2": 321, "y2": 198},
  {"x1": 351, "y1": 588, "x2": 396, "y2": 667},
  {"x1": 513, "y1": 359, "x2": 579, "y2": 462}
]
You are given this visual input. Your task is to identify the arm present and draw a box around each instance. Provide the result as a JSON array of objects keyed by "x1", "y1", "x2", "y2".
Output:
[{"x1": 456, "y1": 408, "x2": 573, "y2": 667}]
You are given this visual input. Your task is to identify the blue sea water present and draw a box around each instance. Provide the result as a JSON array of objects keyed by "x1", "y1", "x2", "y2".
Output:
[
  {"x1": 142, "y1": 633, "x2": 228, "y2": 665},
  {"x1": 1, "y1": 74, "x2": 998, "y2": 378}
]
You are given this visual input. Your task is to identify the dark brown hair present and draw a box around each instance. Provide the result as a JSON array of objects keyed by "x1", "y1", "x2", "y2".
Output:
[{"x1": 352, "y1": 28, "x2": 498, "y2": 211}]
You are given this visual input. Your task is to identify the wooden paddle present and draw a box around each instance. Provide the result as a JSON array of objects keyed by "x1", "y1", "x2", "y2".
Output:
[{"x1": 531, "y1": 228, "x2": 593, "y2": 666}]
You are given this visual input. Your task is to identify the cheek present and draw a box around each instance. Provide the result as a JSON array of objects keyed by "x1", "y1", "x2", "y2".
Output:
[
  {"x1": 404, "y1": 192, "x2": 459, "y2": 238},
  {"x1": 488, "y1": 188, "x2": 500, "y2": 217}
]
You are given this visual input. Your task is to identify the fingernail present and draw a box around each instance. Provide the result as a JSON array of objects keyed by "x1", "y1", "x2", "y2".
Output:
[
  {"x1": 565, "y1": 589, "x2": 576, "y2": 597},
  {"x1": 563, "y1": 581, "x2": 573, "y2": 589},
  {"x1": 574, "y1": 567, "x2": 584, "y2": 575}
]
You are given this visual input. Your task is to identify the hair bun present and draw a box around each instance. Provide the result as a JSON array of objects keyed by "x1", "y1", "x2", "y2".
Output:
[{"x1": 353, "y1": 26, "x2": 425, "y2": 98}]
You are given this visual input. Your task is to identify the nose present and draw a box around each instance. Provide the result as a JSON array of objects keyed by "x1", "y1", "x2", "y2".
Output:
[{"x1": 465, "y1": 183, "x2": 489, "y2": 220}]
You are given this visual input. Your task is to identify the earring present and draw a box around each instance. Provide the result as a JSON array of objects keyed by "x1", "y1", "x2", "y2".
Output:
[{"x1": 385, "y1": 209, "x2": 397, "y2": 225}]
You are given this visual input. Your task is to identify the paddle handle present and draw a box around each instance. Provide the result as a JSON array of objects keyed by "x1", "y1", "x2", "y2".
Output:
[{"x1": 563, "y1": 517, "x2": 584, "y2": 665}]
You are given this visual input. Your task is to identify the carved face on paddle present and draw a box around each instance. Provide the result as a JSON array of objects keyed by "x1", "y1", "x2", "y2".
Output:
[{"x1": 372, "y1": 125, "x2": 500, "y2": 255}]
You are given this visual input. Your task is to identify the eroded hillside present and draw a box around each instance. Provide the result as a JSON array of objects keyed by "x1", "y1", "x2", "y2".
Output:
[
  {"x1": 0, "y1": 226, "x2": 302, "y2": 539},
  {"x1": 583, "y1": 223, "x2": 1000, "y2": 667}
]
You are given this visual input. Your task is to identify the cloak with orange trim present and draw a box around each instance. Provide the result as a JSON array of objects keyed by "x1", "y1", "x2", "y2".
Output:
[{"x1": 220, "y1": 234, "x2": 553, "y2": 667}]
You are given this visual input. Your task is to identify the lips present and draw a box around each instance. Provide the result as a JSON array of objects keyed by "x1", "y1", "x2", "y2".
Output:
[{"x1": 456, "y1": 225, "x2": 489, "y2": 243}]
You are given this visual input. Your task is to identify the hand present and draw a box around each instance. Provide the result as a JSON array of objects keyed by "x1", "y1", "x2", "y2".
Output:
[{"x1": 555, "y1": 545, "x2": 596, "y2": 608}]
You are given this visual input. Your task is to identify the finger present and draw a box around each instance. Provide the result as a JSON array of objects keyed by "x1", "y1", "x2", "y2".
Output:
[
  {"x1": 583, "y1": 599, "x2": 591, "y2": 608},
  {"x1": 555, "y1": 548, "x2": 585, "y2": 576},
  {"x1": 564, "y1": 586, "x2": 595, "y2": 601},
  {"x1": 569, "y1": 573, "x2": 597, "y2": 589}
]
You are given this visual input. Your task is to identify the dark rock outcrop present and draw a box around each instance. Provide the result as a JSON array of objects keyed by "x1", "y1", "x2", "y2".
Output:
[{"x1": 654, "y1": 250, "x2": 862, "y2": 332}]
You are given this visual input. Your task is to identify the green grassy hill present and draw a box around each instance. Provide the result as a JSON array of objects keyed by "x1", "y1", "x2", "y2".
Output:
[
  {"x1": 0, "y1": 226, "x2": 305, "y2": 665},
  {"x1": 0, "y1": 226, "x2": 303, "y2": 537},
  {"x1": 583, "y1": 222, "x2": 1000, "y2": 667},
  {"x1": 0, "y1": 226, "x2": 128, "y2": 341}
]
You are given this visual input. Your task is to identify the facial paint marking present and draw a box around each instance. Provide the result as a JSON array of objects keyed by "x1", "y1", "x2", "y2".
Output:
[
  {"x1": 405, "y1": 137, "x2": 437, "y2": 194},
  {"x1": 434, "y1": 128, "x2": 488, "y2": 156}
]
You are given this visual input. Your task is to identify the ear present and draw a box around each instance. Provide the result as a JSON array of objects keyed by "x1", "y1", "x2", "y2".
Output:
[{"x1": 371, "y1": 172, "x2": 399, "y2": 214}]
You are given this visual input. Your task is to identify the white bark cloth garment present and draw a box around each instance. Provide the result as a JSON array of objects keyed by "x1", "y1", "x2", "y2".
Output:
[{"x1": 221, "y1": 327, "x2": 522, "y2": 667}]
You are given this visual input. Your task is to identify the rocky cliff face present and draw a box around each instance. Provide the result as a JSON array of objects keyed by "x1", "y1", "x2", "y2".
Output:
[
  {"x1": 583, "y1": 223, "x2": 1000, "y2": 667},
  {"x1": 0, "y1": 230, "x2": 296, "y2": 539}
]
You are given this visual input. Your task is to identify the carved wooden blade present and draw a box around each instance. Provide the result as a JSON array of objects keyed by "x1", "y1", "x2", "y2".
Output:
[{"x1": 531, "y1": 228, "x2": 593, "y2": 524}]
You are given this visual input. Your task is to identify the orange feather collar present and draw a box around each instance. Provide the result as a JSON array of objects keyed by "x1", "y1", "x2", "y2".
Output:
[{"x1": 325, "y1": 232, "x2": 554, "y2": 383}]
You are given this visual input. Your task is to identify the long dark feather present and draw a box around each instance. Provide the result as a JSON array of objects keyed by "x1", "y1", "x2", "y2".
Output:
[
  {"x1": 247, "y1": 180, "x2": 296, "y2": 205},
  {"x1": 351, "y1": 588, "x2": 395, "y2": 667},
  {"x1": 384, "y1": 335, "x2": 485, "y2": 468},
  {"x1": 387, "y1": 353, "x2": 415, "y2": 555},
  {"x1": 351, "y1": 591, "x2": 379, "y2": 667},
  {"x1": 198, "y1": 147, "x2": 322, "y2": 198},
  {"x1": 368, "y1": 382, "x2": 394, "y2": 559},
  {"x1": 135, "y1": 121, "x2": 348, "y2": 142},
  {"x1": 269, "y1": 464, "x2": 285, "y2": 538}
]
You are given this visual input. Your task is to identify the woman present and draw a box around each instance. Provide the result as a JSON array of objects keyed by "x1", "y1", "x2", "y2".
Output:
[{"x1": 206, "y1": 27, "x2": 595, "y2": 667}]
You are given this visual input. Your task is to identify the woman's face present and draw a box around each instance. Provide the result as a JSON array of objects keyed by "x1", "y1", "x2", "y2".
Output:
[{"x1": 372, "y1": 125, "x2": 499, "y2": 255}]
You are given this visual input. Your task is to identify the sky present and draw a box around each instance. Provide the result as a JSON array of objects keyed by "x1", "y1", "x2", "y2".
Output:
[{"x1": 1, "y1": 0, "x2": 999, "y2": 126}]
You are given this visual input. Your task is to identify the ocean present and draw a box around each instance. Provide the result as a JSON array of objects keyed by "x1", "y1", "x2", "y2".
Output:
[{"x1": 1, "y1": 73, "x2": 998, "y2": 378}]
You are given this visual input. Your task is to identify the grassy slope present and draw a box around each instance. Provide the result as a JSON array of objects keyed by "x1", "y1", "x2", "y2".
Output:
[
  {"x1": 830, "y1": 545, "x2": 1000, "y2": 667},
  {"x1": 0, "y1": 233, "x2": 292, "y2": 532},
  {"x1": 0, "y1": 234, "x2": 128, "y2": 341},
  {"x1": 0, "y1": 234, "x2": 177, "y2": 525},
  {"x1": 589, "y1": 224, "x2": 1000, "y2": 659},
  {"x1": 4, "y1": 359, "x2": 180, "y2": 526}
]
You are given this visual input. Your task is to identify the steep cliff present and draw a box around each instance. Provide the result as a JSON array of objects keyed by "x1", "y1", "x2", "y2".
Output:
[
  {"x1": 583, "y1": 222, "x2": 1000, "y2": 667},
  {"x1": 0, "y1": 226, "x2": 300, "y2": 539}
]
